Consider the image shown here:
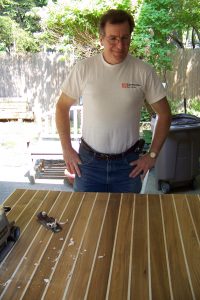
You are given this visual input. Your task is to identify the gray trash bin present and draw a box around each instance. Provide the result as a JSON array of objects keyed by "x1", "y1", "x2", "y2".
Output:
[{"x1": 151, "y1": 113, "x2": 200, "y2": 193}]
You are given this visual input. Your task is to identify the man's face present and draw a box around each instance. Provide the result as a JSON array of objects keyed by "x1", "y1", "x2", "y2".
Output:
[{"x1": 100, "y1": 21, "x2": 131, "y2": 65}]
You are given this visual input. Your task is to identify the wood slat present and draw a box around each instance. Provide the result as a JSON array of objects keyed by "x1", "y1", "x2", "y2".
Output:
[
  {"x1": 1, "y1": 191, "x2": 72, "y2": 300},
  {"x1": 63, "y1": 193, "x2": 109, "y2": 299},
  {"x1": 2, "y1": 189, "x2": 27, "y2": 207},
  {"x1": 186, "y1": 194, "x2": 200, "y2": 241},
  {"x1": 0, "y1": 190, "x2": 199, "y2": 300},
  {"x1": 131, "y1": 194, "x2": 148, "y2": 299},
  {"x1": 42, "y1": 192, "x2": 97, "y2": 299},
  {"x1": 106, "y1": 193, "x2": 134, "y2": 300},
  {"x1": 173, "y1": 194, "x2": 200, "y2": 299},
  {"x1": 0, "y1": 190, "x2": 60, "y2": 296},
  {"x1": 148, "y1": 194, "x2": 171, "y2": 299},
  {"x1": 0, "y1": 98, "x2": 26, "y2": 103},
  {"x1": 22, "y1": 192, "x2": 85, "y2": 300},
  {"x1": 161, "y1": 194, "x2": 194, "y2": 299},
  {"x1": 85, "y1": 193, "x2": 121, "y2": 299}
]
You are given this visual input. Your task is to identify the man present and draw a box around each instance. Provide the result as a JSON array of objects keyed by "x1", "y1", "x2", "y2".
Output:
[{"x1": 56, "y1": 9, "x2": 171, "y2": 193}]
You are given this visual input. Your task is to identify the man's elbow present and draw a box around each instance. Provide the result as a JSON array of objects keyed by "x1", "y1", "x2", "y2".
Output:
[{"x1": 56, "y1": 94, "x2": 71, "y2": 114}]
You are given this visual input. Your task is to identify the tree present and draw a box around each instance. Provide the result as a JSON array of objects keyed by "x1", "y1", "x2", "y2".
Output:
[
  {"x1": 132, "y1": 0, "x2": 200, "y2": 72},
  {"x1": 0, "y1": 0, "x2": 48, "y2": 52},
  {"x1": 0, "y1": 16, "x2": 14, "y2": 52},
  {"x1": 37, "y1": 0, "x2": 135, "y2": 57},
  {"x1": 0, "y1": 15, "x2": 39, "y2": 52},
  {"x1": 0, "y1": 0, "x2": 199, "y2": 72},
  {"x1": 38, "y1": 0, "x2": 199, "y2": 71}
]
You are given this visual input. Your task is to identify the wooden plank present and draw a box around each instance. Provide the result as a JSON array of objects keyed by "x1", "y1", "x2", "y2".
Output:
[
  {"x1": 186, "y1": 194, "x2": 200, "y2": 240},
  {"x1": 0, "y1": 190, "x2": 199, "y2": 299},
  {"x1": 1, "y1": 191, "x2": 72, "y2": 300},
  {"x1": 21, "y1": 192, "x2": 84, "y2": 299},
  {"x1": 2, "y1": 189, "x2": 27, "y2": 207},
  {"x1": 0, "y1": 102, "x2": 28, "y2": 110},
  {"x1": 161, "y1": 194, "x2": 193, "y2": 299},
  {"x1": 7, "y1": 190, "x2": 54, "y2": 231},
  {"x1": 0, "y1": 111, "x2": 34, "y2": 120},
  {"x1": 43, "y1": 193, "x2": 96, "y2": 299},
  {"x1": 0, "y1": 97, "x2": 26, "y2": 103},
  {"x1": 130, "y1": 194, "x2": 148, "y2": 299},
  {"x1": 0, "y1": 190, "x2": 60, "y2": 295},
  {"x1": 106, "y1": 193, "x2": 134, "y2": 300},
  {"x1": 85, "y1": 193, "x2": 121, "y2": 299},
  {"x1": 63, "y1": 193, "x2": 109, "y2": 299},
  {"x1": 0, "y1": 108, "x2": 27, "y2": 112},
  {"x1": 0, "y1": 96, "x2": 34, "y2": 120},
  {"x1": 6, "y1": 190, "x2": 45, "y2": 229},
  {"x1": 148, "y1": 194, "x2": 171, "y2": 299},
  {"x1": 173, "y1": 194, "x2": 200, "y2": 299}
]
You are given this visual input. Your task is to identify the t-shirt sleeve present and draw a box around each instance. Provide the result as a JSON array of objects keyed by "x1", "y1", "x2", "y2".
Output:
[
  {"x1": 61, "y1": 62, "x2": 84, "y2": 102},
  {"x1": 144, "y1": 67, "x2": 167, "y2": 104}
]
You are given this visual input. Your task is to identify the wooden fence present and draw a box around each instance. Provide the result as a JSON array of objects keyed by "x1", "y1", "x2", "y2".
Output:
[
  {"x1": 0, "y1": 52, "x2": 71, "y2": 121},
  {"x1": 0, "y1": 49, "x2": 199, "y2": 121},
  {"x1": 166, "y1": 49, "x2": 200, "y2": 101}
]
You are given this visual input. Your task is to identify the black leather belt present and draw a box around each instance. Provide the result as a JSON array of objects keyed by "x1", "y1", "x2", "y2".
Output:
[{"x1": 80, "y1": 138, "x2": 145, "y2": 160}]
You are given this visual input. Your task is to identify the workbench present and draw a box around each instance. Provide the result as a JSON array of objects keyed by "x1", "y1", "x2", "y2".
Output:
[{"x1": 0, "y1": 190, "x2": 199, "y2": 299}]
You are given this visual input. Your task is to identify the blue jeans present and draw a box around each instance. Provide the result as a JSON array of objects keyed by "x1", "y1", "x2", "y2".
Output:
[{"x1": 73, "y1": 143, "x2": 142, "y2": 193}]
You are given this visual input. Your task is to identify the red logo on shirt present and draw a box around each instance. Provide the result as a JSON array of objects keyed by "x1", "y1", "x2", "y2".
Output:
[
  {"x1": 122, "y1": 83, "x2": 128, "y2": 88},
  {"x1": 122, "y1": 83, "x2": 141, "y2": 88}
]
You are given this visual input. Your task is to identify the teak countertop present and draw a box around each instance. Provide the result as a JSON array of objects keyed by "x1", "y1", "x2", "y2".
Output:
[{"x1": 0, "y1": 189, "x2": 199, "y2": 299}]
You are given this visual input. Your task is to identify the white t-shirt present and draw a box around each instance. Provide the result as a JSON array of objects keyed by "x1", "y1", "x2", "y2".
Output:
[{"x1": 61, "y1": 53, "x2": 166, "y2": 153}]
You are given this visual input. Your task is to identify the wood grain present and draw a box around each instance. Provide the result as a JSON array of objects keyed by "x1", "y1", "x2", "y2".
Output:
[
  {"x1": 0, "y1": 190, "x2": 199, "y2": 300},
  {"x1": 161, "y1": 194, "x2": 194, "y2": 299},
  {"x1": 130, "y1": 194, "x2": 149, "y2": 299},
  {"x1": 148, "y1": 194, "x2": 171, "y2": 299}
]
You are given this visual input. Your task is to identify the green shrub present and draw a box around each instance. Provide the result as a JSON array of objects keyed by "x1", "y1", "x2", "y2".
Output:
[
  {"x1": 168, "y1": 98, "x2": 200, "y2": 116},
  {"x1": 140, "y1": 107, "x2": 151, "y2": 122}
]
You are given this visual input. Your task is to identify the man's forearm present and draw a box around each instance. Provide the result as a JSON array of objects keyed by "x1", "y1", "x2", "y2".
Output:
[
  {"x1": 55, "y1": 93, "x2": 81, "y2": 176},
  {"x1": 56, "y1": 104, "x2": 72, "y2": 152}
]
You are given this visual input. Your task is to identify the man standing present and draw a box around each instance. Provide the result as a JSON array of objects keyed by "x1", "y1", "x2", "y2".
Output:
[{"x1": 56, "y1": 9, "x2": 171, "y2": 193}]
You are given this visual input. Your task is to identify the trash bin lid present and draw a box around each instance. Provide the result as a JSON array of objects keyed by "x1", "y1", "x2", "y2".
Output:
[{"x1": 170, "y1": 113, "x2": 200, "y2": 130}]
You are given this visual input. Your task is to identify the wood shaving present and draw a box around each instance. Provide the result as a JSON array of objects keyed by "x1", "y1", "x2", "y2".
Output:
[
  {"x1": 58, "y1": 219, "x2": 68, "y2": 225},
  {"x1": 98, "y1": 254, "x2": 106, "y2": 259},
  {"x1": 68, "y1": 238, "x2": 75, "y2": 246},
  {"x1": 44, "y1": 279, "x2": 49, "y2": 283}
]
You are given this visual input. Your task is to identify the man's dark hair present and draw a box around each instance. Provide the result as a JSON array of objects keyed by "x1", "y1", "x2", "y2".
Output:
[{"x1": 99, "y1": 9, "x2": 135, "y2": 35}]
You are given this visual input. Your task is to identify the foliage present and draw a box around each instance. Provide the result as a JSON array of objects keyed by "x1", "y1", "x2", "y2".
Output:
[
  {"x1": 0, "y1": 0, "x2": 200, "y2": 74},
  {"x1": 0, "y1": 0, "x2": 48, "y2": 52},
  {"x1": 132, "y1": 0, "x2": 200, "y2": 72},
  {"x1": 167, "y1": 98, "x2": 200, "y2": 117},
  {"x1": 37, "y1": 0, "x2": 200, "y2": 71},
  {"x1": 140, "y1": 106, "x2": 151, "y2": 122},
  {"x1": 38, "y1": 0, "x2": 135, "y2": 58},
  {"x1": 186, "y1": 99, "x2": 200, "y2": 117},
  {"x1": 0, "y1": 15, "x2": 39, "y2": 52},
  {"x1": 0, "y1": 16, "x2": 13, "y2": 51}
]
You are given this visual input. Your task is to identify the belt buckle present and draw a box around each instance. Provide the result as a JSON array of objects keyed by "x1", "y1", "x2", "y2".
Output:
[{"x1": 101, "y1": 153, "x2": 110, "y2": 160}]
